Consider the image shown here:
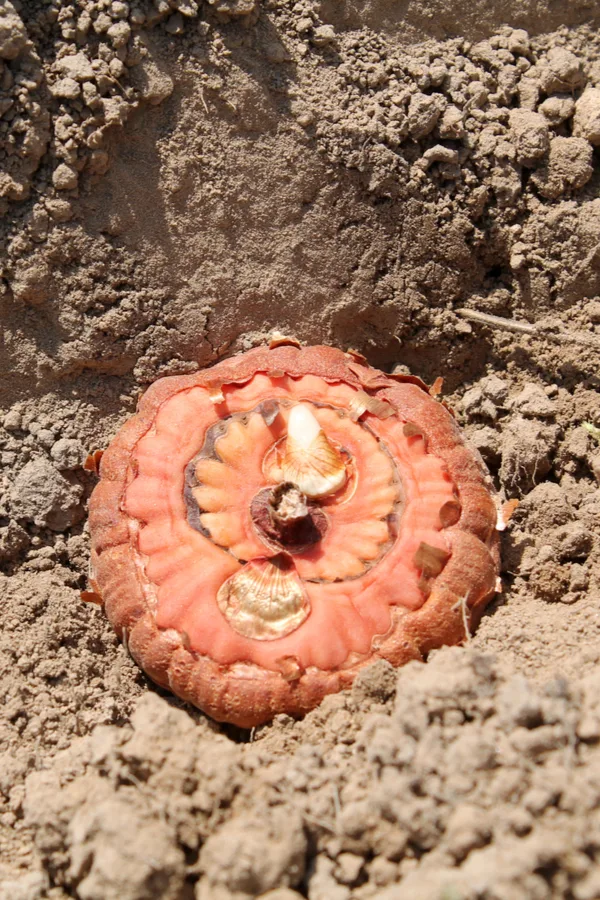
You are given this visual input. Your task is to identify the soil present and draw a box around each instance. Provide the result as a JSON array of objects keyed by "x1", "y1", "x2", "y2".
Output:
[{"x1": 1, "y1": 0, "x2": 599, "y2": 898}]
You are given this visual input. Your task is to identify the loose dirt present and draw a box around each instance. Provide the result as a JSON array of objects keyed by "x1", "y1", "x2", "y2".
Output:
[{"x1": 0, "y1": 0, "x2": 599, "y2": 898}]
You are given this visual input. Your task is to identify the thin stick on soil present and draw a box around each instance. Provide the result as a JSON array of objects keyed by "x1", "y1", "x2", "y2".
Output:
[{"x1": 456, "y1": 308, "x2": 600, "y2": 351}]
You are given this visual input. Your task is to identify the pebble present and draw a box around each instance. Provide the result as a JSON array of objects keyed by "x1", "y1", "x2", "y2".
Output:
[
  {"x1": 407, "y1": 92, "x2": 445, "y2": 139},
  {"x1": 418, "y1": 144, "x2": 459, "y2": 169},
  {"x1": 531, "y1": 137, "x2": 593, "y2": 200},
  {"x1": 52, "y1": 163, "x2": 79, "y2": 191},
  {"x1": 538, "y1": 94, "x2": 575, "y2": 126},
  {"x1": 45, "y1": 199, "x2": 73, "y2": 222},
  {"x1": 54, "y1": 52, "x2": 95, "y2": 79},
  {"x1": 0, "y1": 1, "x2": 28, "y2": 60},
  {"x1": 107, "y1": 20, "x2": 131, "y2": 46},
  {"x1": 334, "y1": 852, "x2": 364, "y2": 885},
  {"x1": 0, "y1": 520, "x2": 29, "y2": 562},
  {"x1": 69, "y1": 796, "x2": 186, "y2": 900},
  {"x1": 509, "y1": 109, "x2": 549, "y2": 166},
  {"x1": 311, "y1": 25, "x2": 336, "y2": 47},
  {"x1": 468, "y1": 426, "x2": 501, "y2": 465},
  {"x1": 438, "y1": 105, "x2": 464, "y2": 139},
  {"x1": 10, "y1": 457, "x2": 83, "y2": 531},
  {"x1": 461, "y1": 386, "x2": 497, "y2": 420},
  {"x1": 51, "y1": 438, "x2": 85, "y2": 470},
  {"x1": 352, "y1": 659, "x2": 397, "y2": 703},
  {"x1": 2, "y1": 410, "x2": 22, "y2": 431},
  {"x1": 481, "y1": 375, "x2": 509, "y2": 406},
  {"x1": 444, "y1": 804, "x2": 492, "y2": 861},
  {"x1": 507, "y1": 29, "x2": 530, "y2": 55},
  {"x1": 523, "y1": 786, "x2": 557, "y2": 816},
  {"x1": 49, "y1": 77, "x2": 81, "y2": 100},
  {"x1": 199, "y1": 807, "x2": 306, "y2": 897},
  {"x1": 497, "y1": 675, "x2": 543, "y2": 729},
  {"x1": 130, "y1": 57, "x2": 174, "y2": 105},
  {"x1": 37, "y1": 429, "x2": 55, "y2": 449},
  {"x1": 532, "y1": 560, "x2": 571, "y2": 602},
  {"x1": 562, "y1": 426, "x2": 590, "y2": 462},
  {"x1": 539, "y1": 47, "x2": 584, "y2": 93},
  {"x1": 519, "y1": 482, "x2": 574, "y2": 529},
  {"x1": 573, "y1": 88, "x2": 600, "y2": 146},
  {"x1": 569, "y1": 563, "x2": 589, "y2": 593},
  {"x1": 368, "y1": 856, "x2": 397, "y2": 887},
  {"x1": 513, "y1": 384, "x2": 556, "y2": 418},
  {"x1": 552, "y1": 522, "x2": 593, "y2": 561}
]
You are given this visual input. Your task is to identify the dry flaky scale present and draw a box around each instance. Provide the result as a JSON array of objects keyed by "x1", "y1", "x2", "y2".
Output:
[{"x1": 88, "y1": 343, "x2": 500, "y2": 728}]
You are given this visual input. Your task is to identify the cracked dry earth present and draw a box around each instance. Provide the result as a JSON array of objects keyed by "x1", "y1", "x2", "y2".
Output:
[{"x1": 1, "y1": 0, "x2": 600, "y2": 898}]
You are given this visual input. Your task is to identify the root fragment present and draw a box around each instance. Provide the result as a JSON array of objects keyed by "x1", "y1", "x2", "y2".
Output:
[{"x1": 456, "y1": 308, "x2": 600, "y2": 350}]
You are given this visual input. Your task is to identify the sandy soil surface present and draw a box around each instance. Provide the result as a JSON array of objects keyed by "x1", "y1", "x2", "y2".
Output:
[{"x1": 1, "y1": 0, "x2": 600, "y2": 898}]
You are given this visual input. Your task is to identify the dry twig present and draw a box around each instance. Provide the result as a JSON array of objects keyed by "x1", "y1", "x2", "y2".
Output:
[{"x1": 456, "y1": 308, "x2": 600, "y2": 351}]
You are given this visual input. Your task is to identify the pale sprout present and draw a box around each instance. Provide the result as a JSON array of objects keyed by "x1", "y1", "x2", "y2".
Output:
[{"x1": 280, "y1": 404, "x2": 347, "y2": 499}]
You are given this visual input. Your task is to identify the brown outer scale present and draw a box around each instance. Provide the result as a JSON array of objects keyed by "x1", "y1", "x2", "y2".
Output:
[{"x1": 89, "y1": 345, "x2": 500, "y2": 728}]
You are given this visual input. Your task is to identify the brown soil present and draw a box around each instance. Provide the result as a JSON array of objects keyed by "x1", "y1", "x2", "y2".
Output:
[{"x1": 1, "y1": 1, "x2": 599, "y2": 898}]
